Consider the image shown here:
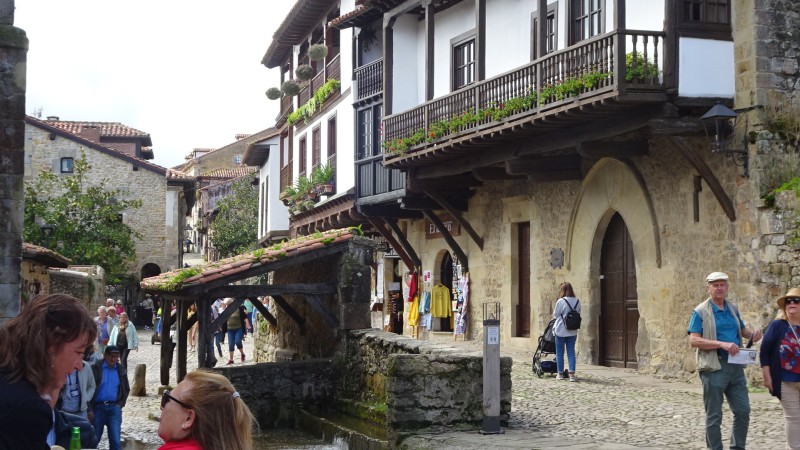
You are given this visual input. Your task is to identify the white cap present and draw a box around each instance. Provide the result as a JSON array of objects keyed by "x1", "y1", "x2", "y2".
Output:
[{"x1": 706, "y1": 272, "x2": 729, "y2": 283}]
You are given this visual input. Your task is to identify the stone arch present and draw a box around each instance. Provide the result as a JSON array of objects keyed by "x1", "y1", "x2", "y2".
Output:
[
  {"x1": 564, "y1": 158, "x2": 660, "y2": 365},
  {"x1": 140, "y1": 263, "x2": 162, "y2": 281}
]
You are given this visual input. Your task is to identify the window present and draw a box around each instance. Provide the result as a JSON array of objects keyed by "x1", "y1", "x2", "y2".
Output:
[
  {"x1": 298, "y1": 135, "x2": 307, "y2": 177},
  {"x1": 571, "y1": 0, "x2": 604, "y2": 44},
  {"x1": 452, "y1": 36, "x2": 475, "y2": 90},
  {"x1": 531, "y1": 3, "x2": 558, "y2": 60},
  {"x1": 312, "y1": 126, "x2": 321, "y2": 169},
  {"x1": 234, "y1": 155, "x2": 243, "y2": 164},
  {"x1": 60, "y1": 157, "x2": 74, "y2": 173},
  {"x1": 357, "y1": 107, "x2": 373, "y2": 159},
  {"x1": 677, "y1": 0, "x2": 731, "y2": 39},
  {"x1": 328, "y1": 116, "x2": 337, "y2": 184}
]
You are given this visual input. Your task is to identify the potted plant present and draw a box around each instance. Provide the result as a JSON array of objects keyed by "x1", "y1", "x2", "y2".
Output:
[
  {"x1": 279, "y1": 185, "x2": 298, "y2": 206},
  {"x1": 311, "y1": 163, "x2": 335, "y2": 194},
  {"x1": 281, "y1": 80, "x2": 302, "y2": 97},
  {"x1": 295, "y1": 64, "x2": 313, "y2": 81},
  {"x1": 308, "y1": 44, "x2": 328, "y2": 61},
  {"x1": 295, "y1": 175, "x2": 313, "y2": 200},
  {"x1": 265, "y1": 87, "x2": 282, "y2": 100}
]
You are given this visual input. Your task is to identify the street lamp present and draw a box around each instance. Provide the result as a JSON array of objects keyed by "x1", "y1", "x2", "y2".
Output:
[{"x1": 700, "y1": 103, "x2": 750, "y2": 178}]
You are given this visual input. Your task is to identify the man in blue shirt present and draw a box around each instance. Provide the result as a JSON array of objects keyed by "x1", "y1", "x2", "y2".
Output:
[
  {"x1": 688, "y1": 272, "x2": 762, "y2": 450},
  {"x1": 90, "y1": 345, "x2": 130, "y2": 450}
]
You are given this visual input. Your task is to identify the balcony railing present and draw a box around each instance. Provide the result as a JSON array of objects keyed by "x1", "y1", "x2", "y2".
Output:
[
  {"x1": 298, "y1": 54, "x2": 342, "y2": 106},
  {"x1": 355, "y1": 58, "x2": 383, "y2": 101},
  {"x1": 383, "y1": 29, "x2": 664, "y2": 158},
  {"x1": 356, "y1": 153, "x2": 405, "y2": 198}
]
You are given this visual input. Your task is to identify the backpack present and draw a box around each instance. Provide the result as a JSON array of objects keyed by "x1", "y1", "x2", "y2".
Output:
[{"x1": 562, "y1": 298, "x2": 582, "y2": 330}]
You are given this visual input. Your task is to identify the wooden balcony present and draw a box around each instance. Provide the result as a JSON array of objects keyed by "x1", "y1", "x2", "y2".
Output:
[
  {"x1": 382, "y1": 29, "x2": 667, "y2": 169},
  {"x1": 299, "y1": 54, "x2": 341, "y2": 106},
  {"x1": 355, "y1": 58, "x2": 383, "y2": 102},
  {"x1": 356, "y1": 153, "x2": 405, "y2": 204}
]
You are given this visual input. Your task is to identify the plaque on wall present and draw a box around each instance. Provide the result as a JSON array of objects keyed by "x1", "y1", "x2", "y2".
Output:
[{"x1": 424, "y1": 213, "x2": 461, "y2": 239}]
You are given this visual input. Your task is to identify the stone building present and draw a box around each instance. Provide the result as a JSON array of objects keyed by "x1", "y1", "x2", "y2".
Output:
[
  {"x1": 275, "y1": 0, "x2": 800, "y2": 380},
  {"x1": 24, "y1": 116, "x2": 195, "y2": 288}
]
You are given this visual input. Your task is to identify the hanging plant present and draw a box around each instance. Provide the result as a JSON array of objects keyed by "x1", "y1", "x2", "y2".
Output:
[
  {"x1": 295, "y1": 64, "x2": 314, "y2": 81},
  {"x1": 265, "y1": 87, "x2": 282, "y2": 100},
  {"x1": 308, "y1": 44, "x2": 328, "y2": 61},
  {"x1": 281, "y1": 80, "x2": 302, "y2": 97}
]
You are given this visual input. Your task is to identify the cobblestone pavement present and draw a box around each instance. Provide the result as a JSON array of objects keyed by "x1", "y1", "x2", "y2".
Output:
[{"x1": 110, "y1": 329, "x2": 786, "y2": 449}]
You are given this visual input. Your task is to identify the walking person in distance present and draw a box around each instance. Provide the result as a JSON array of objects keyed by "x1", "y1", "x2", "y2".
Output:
[
  {"x1": 552, "y1": 282, "x2": 581, "y2": 381},
  {"x1": 760, "y1": 287, "x2": 800, "y2": 449},
  {"x1": 688, "y1": 271, "x2": 762, "y2": 450}
]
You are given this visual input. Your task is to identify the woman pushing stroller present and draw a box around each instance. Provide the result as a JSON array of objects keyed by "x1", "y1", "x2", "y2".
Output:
[{"x1": 553, "y1": 282, "x2": 581, "y2": 381}]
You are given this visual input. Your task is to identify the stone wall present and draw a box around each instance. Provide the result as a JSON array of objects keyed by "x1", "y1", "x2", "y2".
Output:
[
  {"x1": 49, "y1": 269, "x2": 95, "y2": 309},
  {"x1": 214, "y1": 360, "x2": 335, "y2": 429},
  {"x1": 340, "y1": 330, "x2": 512, "y2": 444},
  {"x1": 25, "y1": 125, "x2": 180, "y2": 278},
  {"x1": 0, "y1": 12, "x2": 28, "y2": 322}
]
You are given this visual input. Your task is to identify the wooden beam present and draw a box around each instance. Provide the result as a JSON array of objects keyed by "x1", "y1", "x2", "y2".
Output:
[
  {"x1": 400, "y1": 196, "x2": 468, "y2": 210},
  {"x1": 160, "y1": 297, "x2": 173, "y2": 386},
  {"x1": 424, "y1": 190, "x2": 484, "y2": 250},
  {"x1": 383, "y1": 16, "x2": 396, "y2": 115},
  {"x1": 385, "y1": 218, "x2": 422, "y2": 269},
  {"x1": 305, "y1": 294, "x2": 340, "y2": 328},
  {"x1": 251, "y1": 299, "x2": 278, "y2": 328},
  {"x1": 176, "y1": 300, "x2": 188, "y2": 383},
  {"x1": 406, "y1": 173, "x2": 482, "y2": 192},
  {"x1": 475, "y1": 0, "x2": 486, "y2": 81},
  {"x1": 273, "y1": 295, "x2": 306, "y2": 326},
  {"x1": 368, "y1": 218, "x2": 418, "y2": 270},
  {"x1": 423, "y1": 210, "x2": 469, "y2": 271},
  {"x1": 208, "y1": 283, "x2": 337, "y2": 298},
  {"x1": 209, "y1": 297, "x2": 245, "y2": 343},
  {"x1": 505, "y1": 154, "x2": 582, "y2": 175},
  {"x1": 423, "y1": 0, "x2": 434, "y2": 101},
  {"x1": 577, "y1": 140, "x2": 649, "y2": 158},
  {"x1": 471, "y1": 167, "x2": 526, "y2": 181},
  {"x1": 670, "y1": 136, "x2": 736, "y2": 221}
]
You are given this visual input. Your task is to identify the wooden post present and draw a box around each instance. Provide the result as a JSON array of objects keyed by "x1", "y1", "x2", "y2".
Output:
[
  {"x1": 176, "y1": 300, "x2": 188, "y2": 383},
  {"x1": 197, "y1": 295, "x2": 210, "y2": 368},
  {"x1": 159, "y1": 297, "x2": 173, "y2": 386}
]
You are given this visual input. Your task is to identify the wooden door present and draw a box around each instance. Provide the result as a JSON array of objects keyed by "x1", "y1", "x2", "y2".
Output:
[
  {"x1": 600, "y1": 213, "x2": 639, "y2": 368},
  {"x1": 517, "y1": 222, "x2": 531, "y2": 337}
]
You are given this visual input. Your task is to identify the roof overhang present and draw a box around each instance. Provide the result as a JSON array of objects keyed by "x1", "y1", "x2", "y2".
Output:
[{"x1": 262, "y1": 0, "x2": 340, "y2": 68}]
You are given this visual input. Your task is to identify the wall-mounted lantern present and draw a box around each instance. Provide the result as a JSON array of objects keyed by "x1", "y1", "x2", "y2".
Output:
[{"x1": 700, "y1": 103, "x2": 749, "y2": 177}]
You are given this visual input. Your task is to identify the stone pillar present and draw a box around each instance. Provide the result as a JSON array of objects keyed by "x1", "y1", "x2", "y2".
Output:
[
  {"x1": 0, "y1": 0, "x2": 28, "y2": 323},
  {"x1": 337, "y1": 237, "x2": 375, "y2": 329}
]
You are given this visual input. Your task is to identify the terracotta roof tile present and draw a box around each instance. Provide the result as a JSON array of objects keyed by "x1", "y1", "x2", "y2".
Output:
[
  {"x1": 200, "y1": 167, "x2": 257, "y2": 179},
  {"x1": 45, "y1": 119, "x2": 150, "y2": 139},
  {"x1": 140, "y1": 227, "x2": 366, "y2": 292},
  {"x1": 22, "y1": 242, "x2": 71, "y2": 267}
]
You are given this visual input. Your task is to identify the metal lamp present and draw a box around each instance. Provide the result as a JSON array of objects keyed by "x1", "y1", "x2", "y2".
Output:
[{"x1": 700, "y1": 103, "x2": 749, "y2": 177}]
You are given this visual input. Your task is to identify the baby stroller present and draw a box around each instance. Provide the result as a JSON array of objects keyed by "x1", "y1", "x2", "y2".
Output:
[{"x1": 532, "y1": 318, "x2": 568, "y2": 378}]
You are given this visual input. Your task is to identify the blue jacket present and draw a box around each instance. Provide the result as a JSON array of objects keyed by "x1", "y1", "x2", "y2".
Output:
[{"x1": 759, "y1": 318, "x2": 791, "y2": 400}]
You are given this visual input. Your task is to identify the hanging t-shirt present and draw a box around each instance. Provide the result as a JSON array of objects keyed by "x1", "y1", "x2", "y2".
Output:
[{"x1": 431, "y1": 284, "x2": 451, "y2": 318}]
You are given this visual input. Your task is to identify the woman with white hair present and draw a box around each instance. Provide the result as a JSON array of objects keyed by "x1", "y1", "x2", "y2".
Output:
[{"x1": 109, "y1": 312, "x2": 139, "y2": 369}]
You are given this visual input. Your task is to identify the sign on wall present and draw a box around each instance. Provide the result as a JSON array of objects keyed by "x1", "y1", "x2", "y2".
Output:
[{"x1": 424, "y1": 213, "x2": 460, "y2": 239}]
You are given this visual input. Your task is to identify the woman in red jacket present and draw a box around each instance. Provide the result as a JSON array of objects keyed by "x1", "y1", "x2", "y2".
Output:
[{"x1": 158, "y1": 369, "x2": 253, "y2": 450}]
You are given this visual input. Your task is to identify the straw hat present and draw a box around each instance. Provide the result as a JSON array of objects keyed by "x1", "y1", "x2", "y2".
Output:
[{"x1": 777, "y1": 287, "x2": 800, "y2": 309}]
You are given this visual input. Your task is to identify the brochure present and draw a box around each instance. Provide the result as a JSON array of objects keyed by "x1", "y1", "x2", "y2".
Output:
[{"x1": 728, "y1": 348, "x2": 758, "y2": 365}]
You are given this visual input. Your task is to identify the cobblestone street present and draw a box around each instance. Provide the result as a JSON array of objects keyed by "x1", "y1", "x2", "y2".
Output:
[{"x1": 109, "y1": 328, "x2": 786, "y2": 449}]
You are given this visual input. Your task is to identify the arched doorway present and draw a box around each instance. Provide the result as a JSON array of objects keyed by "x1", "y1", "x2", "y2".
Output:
[
  {"x1": 435, "y1": 251, "x2": 454, "y2": 332},
  {"x1": 600, "y1": 212, "x2": 639, "y2": 368},
  {"x1": 141, "y1": 263, "x2": 162, "y2": 280}
]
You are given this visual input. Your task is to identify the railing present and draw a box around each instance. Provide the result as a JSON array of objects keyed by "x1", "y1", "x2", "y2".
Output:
[
  {"x1": 383, "y1": 29, "x2": 664, "y2": 151},
  {"x1": 355, "y1": 58, "x2": 383, "y2": 101},
  {"x1": 280, "y1": 164, "x2": 292, "y2": 191},
  {"x1": 279, "y1": 95, "x2": 293, "y2": 120},
  {"x1": 299, "y1": 54, "x2": 342, "y2": 107},
  {"x1": 356, "y1": 154, "x2": 405, "y2": 198}
]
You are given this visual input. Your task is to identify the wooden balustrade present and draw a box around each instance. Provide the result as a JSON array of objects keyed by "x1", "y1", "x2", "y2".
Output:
[{"x1": 355, "y1": 58, "x2": 383, "y2": 101}]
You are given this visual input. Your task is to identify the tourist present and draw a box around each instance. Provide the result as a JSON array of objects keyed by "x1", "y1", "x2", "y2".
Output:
[
  {"x1": 223, "y1": 298, "x2": 250, "y2": 365},
  {"x1": 552, "y1": 282, "x2": 581, "y2": 381},
  {"x1": 158, "y1": 369, "x2": 253, "y2": 450},
  {"x1": 57, "y1": 349, "x2": 96, "y2": 419},
  {"x1": 688, "y1": 271, "x2": 762, "y2": 450},
  {"x1": 0, "y1": 293, "x2": 97, "y2": 449},
  {"x1": 109, "y1": 312, "x2": 139, "y2": 369},
  {"x1": 91, "y1": 345, "x2": 130, "y2": 450},
  {"x1": 760, "y1": 287, "x2": 800, "y2": 449},
  {"x1": 142, "y1": 294, "x2": 154, "y2": 330},
  {"x1": 107, "y1": 305, "x2": 119, "y2": 329},
  {"x1": 95, "y1": 305, "x2": 113, "y2": 357},
  {"x1": 115, "y1": 300, "x2": 124, "y2": 316}
]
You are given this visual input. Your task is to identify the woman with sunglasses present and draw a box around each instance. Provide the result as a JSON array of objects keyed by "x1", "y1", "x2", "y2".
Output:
[
  {"x1": 761, "y1": 287, "x2": 800, "y2": 449},
  {"x1": 158, "y1": 369, "x2": 254, "y2": 450}
]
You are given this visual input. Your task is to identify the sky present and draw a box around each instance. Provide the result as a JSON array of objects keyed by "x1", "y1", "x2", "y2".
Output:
[{"x1": 16, "y1": 0, "x2": 297, "y2": 169}]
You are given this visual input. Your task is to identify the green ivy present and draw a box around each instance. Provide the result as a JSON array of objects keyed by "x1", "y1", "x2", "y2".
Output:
[{"x1": 287, "y1": 79, "x2": 341, "y2": 125}]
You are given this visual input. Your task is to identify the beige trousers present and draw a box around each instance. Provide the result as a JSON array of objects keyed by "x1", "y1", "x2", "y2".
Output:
[{"x1": 780, "y1": 381, "x2": 800, "y2": 450}]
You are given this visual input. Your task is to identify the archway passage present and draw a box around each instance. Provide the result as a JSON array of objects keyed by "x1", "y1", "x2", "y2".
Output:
[
  {"x1": 437, "y1": 251, "x2": 454, "y2": 332},
  {"x1": 600, "y1": 212, "x2": 639, "y2": 369},
  {"x1": 141, "y1": 263, "x2": 162, "y2": 280}
]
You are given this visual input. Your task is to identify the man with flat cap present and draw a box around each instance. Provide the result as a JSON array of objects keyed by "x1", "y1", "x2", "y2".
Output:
[
  {"x1": 688, "y1": 271, "x2": 763, "y2": 450},
  {"x1": 90, "y1": 345, "x2": 130, "y2": 450}
]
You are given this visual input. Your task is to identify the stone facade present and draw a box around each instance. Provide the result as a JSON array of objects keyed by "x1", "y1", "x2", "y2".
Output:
[
  {"x1": 24, "y1": 124, "x2": 183, "y2": 280},
  {"x1": 0, "y1": 8, "x2": 27, "y2": 322}
]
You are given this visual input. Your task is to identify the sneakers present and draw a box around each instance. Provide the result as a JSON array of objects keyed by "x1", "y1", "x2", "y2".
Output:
[
  {"x1": 556, "y1": 374, "x2": 565, "y2": 380},
  {"x1": 227, "y1": 360, "x2": 234, "y2": 366},
  {"x1": 569, "y1": 374, "x2": 577, "y2": 382}
]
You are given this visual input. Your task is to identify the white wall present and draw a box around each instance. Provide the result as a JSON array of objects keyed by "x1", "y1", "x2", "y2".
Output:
[
  {"x1": 485, "y1": 0, "x2": 533, "y2": 78},
  {"x1": 679, "y1": 38, "x2": 735, "y2": 97},
  {"x1": 392, "y1": 14, "x2": 421, "y2": 113},
  {"x1": 260, "y1": 138, "x2": 288, "y2": 235},
  {"x1": 626, "y1": 0, "x2": 664, "y2": 31},
  {"x1": 432, "y1": 0, "x2": 474, "y2": 98}
]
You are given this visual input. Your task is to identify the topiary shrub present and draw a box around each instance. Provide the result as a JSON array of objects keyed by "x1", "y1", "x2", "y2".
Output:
[
  {"x1": 265, "y1": 87, "x2": 282, "y2": 100},
  {"x1": 308, "y1": 44, "x2": 328, "y2": 61},
  {"x1": 295, "y1": 64, "x2": 313, "y2": 81},
  {"x1": 281, "y1": 80, "x2": 302, "y2": 96}
]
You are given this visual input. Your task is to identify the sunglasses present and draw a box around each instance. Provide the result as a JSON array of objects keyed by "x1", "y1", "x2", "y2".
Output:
[
  {"x1": 161, "y1": 390, "x2": 192, "y2": 410},
  {"x1": 786, "y1": 298, "x2": 800, "y2": 305}
]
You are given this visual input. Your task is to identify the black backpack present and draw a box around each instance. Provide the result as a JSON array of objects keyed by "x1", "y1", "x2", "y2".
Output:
[{"x1": 562, "y1": 298, "x2": 582, "y2": 330}]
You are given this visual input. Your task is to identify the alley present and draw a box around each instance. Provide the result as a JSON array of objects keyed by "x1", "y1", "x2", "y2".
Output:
[{"x1": 111, "y1": 330, "x2": 785, "y2": 449}]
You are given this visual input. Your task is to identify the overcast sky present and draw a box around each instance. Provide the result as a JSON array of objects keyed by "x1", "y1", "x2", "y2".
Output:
[{"x1": 16, "y1": 0, "x2": 296, "y2": 169}]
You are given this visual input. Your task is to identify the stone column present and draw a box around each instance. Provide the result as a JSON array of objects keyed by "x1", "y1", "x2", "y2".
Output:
[{"x1": 0, "y1": 0, "x2": 28, "y2": 323}]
